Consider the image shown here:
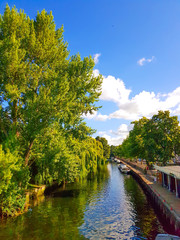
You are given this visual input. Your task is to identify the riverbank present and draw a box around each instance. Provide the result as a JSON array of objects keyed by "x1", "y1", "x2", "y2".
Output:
[
  {"x1": 0, "y1": 185, "x2": 46, "y2": 219},
  {"x1": 120, "y1": 159, "x2": 180, "y2": 236}
]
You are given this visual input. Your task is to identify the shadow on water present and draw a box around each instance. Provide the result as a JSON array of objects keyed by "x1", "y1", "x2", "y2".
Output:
[
  {"x1": 52, "y1": 189, "x2": 81, "y2": 198},
  {"x1": 123, "y1": 175, "x2": 165, "y2": 239},
  {"x1": 0, "y1": 163, "x2": 174, "y2": 240},
  {"x1": 125, "y1": 175, "x2": 178, "y2": 236}
]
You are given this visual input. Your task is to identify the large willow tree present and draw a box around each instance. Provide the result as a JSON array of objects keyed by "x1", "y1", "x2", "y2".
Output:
[{"x1": 0, "y1": 5, "x2": 104, "y2": 216}]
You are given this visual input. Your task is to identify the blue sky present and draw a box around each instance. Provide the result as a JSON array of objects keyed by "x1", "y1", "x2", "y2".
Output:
[{"x1": 1, "y1": 0, "x2": 180, "y2": 145}]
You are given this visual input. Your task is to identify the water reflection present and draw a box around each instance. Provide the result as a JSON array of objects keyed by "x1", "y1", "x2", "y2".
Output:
[
  {"x1": 0, "y1": 164, "x2": 167, "y2": 240},
  {"x1": 123, "y1": 174, "x2": 165, "y2": 239},
  {"x1": 79, "y1": 164, "x2": 147, "y2": 239}
]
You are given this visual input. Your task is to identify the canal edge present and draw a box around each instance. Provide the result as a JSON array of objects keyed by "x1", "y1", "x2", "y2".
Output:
[{"x1": 119, "y1": 159, "x2": 180, "y2": 236}]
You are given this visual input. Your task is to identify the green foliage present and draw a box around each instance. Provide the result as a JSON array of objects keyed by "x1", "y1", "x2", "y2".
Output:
[
  {"x1": 31, "y1": 125, "x2": 80, "y2": 184},
  {"x1": 0, "y1": 5, "x2": 103, "y2": 166},
  {"x1": 0, "y1": 5, "x2": 105, "y2": 216},
  {"x1": 0, "y1": 145, "x2": 29, "y2": 216},
  {"x1": 128, "y1": 117, "x2": 149, "y2": 160},
  {"x1": 96, "y1": 136, "x2": 110, "y2": 159},
  {"x1": 143, "y1": 111, "x2": 180, "y2": 165},
  {"x1": 114, "y1": 111, "x2": 180, "y2": 166},
  {"x1": 30, "y1": 125, "x2": 105, "y2": 185}
]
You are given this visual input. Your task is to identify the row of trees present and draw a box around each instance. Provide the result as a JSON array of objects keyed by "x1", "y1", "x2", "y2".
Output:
[
  {"x1": 112, "y1": 111, "x2": 180, "y2": 166},
  {"x1": 0, "y1": 6, "x2": 106, "y2": 216}
]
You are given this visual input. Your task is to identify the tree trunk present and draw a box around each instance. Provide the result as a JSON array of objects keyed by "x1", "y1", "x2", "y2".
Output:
[{"x1": 25, "y1": 140, "x2": 34, "y2": 166}]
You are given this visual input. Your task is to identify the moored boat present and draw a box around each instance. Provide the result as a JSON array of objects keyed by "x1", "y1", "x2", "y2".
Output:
[
  {"x1": 118, "y1": 164, "x2": 131, "y2": 174},
  {"x1": 155, "y1": 234, "x2": 180, "y2": 240}
]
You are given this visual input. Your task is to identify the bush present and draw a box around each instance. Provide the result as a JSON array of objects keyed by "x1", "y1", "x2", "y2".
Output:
[{"x1": 0, "y1": 145, "x2": 29, "y2": 216}]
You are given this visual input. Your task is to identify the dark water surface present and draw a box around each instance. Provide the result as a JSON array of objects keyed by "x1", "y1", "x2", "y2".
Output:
[{"x1": 0, "y1": 163, "x2": 168, "y2": 240}]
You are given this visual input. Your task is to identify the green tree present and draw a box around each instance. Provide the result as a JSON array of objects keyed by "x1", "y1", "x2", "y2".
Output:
[
  {"x1": 0, "y1": 5, "x2": 104, "y2": 215},
  {"x1": 118, "y1": 137, "x2": 132, "y2": 159},
  {"x1": 110, "y1": 145, "x2": 116, "y2": 157},
  {"x1": 96, "y1": 136, "x2": 110, "y2": 159},
  {"x1": 115, "y1": 111, "x2": 180, "y2": 166},
  {"x1": 0, "y1": 5, "x2": 102, "y2": 166},
  {"x1": 128, "y1": 117, "x2": 149, "y2": 160},
  {"x1": 143, "y1": 111, "x2": 180, "y2": 165}
]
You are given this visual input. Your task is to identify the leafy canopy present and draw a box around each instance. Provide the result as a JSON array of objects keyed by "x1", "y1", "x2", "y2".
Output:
[
  {"x1": 0, "y1": 5, "x2": 105, "y2": 216},
  {"x1": 113, "y1": 111, "x2": 180, "y2": 166}
]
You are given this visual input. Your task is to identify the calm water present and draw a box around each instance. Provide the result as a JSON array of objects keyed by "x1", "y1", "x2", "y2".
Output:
[{"x1": 0, "y1": 163, "x2": 168, "y2": 240}]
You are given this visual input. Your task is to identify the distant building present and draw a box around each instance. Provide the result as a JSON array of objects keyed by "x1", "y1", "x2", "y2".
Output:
[{"x1": 155, "y1": 165, "x2": 180, "y2": 198}]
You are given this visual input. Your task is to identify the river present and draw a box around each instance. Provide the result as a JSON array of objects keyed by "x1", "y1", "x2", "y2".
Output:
[{"x1": 0, "y1": 163, "x2": 170, "y2": 240}]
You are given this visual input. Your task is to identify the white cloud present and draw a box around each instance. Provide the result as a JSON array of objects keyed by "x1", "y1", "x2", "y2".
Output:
[
  {"x1": 82, "y1": 111, "x2": 108, "y2": 121},
  {"x1": 93, "y1": 53, "x2": 101, "y2": 64},
  {"x1": 109, "y1": 109, "x2": 139, "y2": 120},
  {"x1": 137, "y1": 56, "x2": 155, "y2": 66},
  {"x1": 99, "y1": 133, "x2": 124, "y2": 146},
  {"x1": 173, "y1": 104, "x2": 180, "y2": 115},
  {"x1": 93, "y1": 69, "x2": 100, "y2": 77},
  {"x1": 98, "y1": 131, "x2": 106, "y2": 135},
  {"x1": 100, "y1": 75, "x2": 131, "y2": 104},
  {"x1": 84, "y1": 69, "x2": 180, "y2": 145},
  {"x1": 95, "y1": 113, "x2": 109, "y2": 121},
  {"x1": 109, "y1": 124, "x2": 129, "y2": 136},
  {"x1": 82, "y1": 111, "x2": 97, "y2": 120},
  {"x1": 84, "y1": 71, "x2": 180, "y2": 122},
  {"x1": 163, "y1": 87, "x2": 180, "y2": 109},
  {"x1": 107, "y1": 88, "x2": 180, "y2": 121},
  {"x1": 98, "y1": 123, "x2": 133, "y2": 146}
]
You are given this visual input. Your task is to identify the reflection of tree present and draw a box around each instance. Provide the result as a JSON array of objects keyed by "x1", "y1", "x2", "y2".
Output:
[
  {"x1": 124, "y1": 176, "x2": 164, "y2": 238},
  {"x1": 0, "y1": 165, "x2": 109, "y2": 240}
]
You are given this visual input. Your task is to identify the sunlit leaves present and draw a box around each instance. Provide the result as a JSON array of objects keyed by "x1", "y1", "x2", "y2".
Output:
[
  {"x1": 115, "y1": 111, "x2": 180, "y2": 166},
  {"x1": 0, "y1": 5, "x2": 104, "y2": 216}
]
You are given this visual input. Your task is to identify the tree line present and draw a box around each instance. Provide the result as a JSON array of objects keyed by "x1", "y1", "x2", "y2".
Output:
[
  {"x1": 112, "y1": 111, "x2": 180, "y2": 166},
  {"x1": 0, "y1": 6, "x2": 108, "y2": 216}
]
